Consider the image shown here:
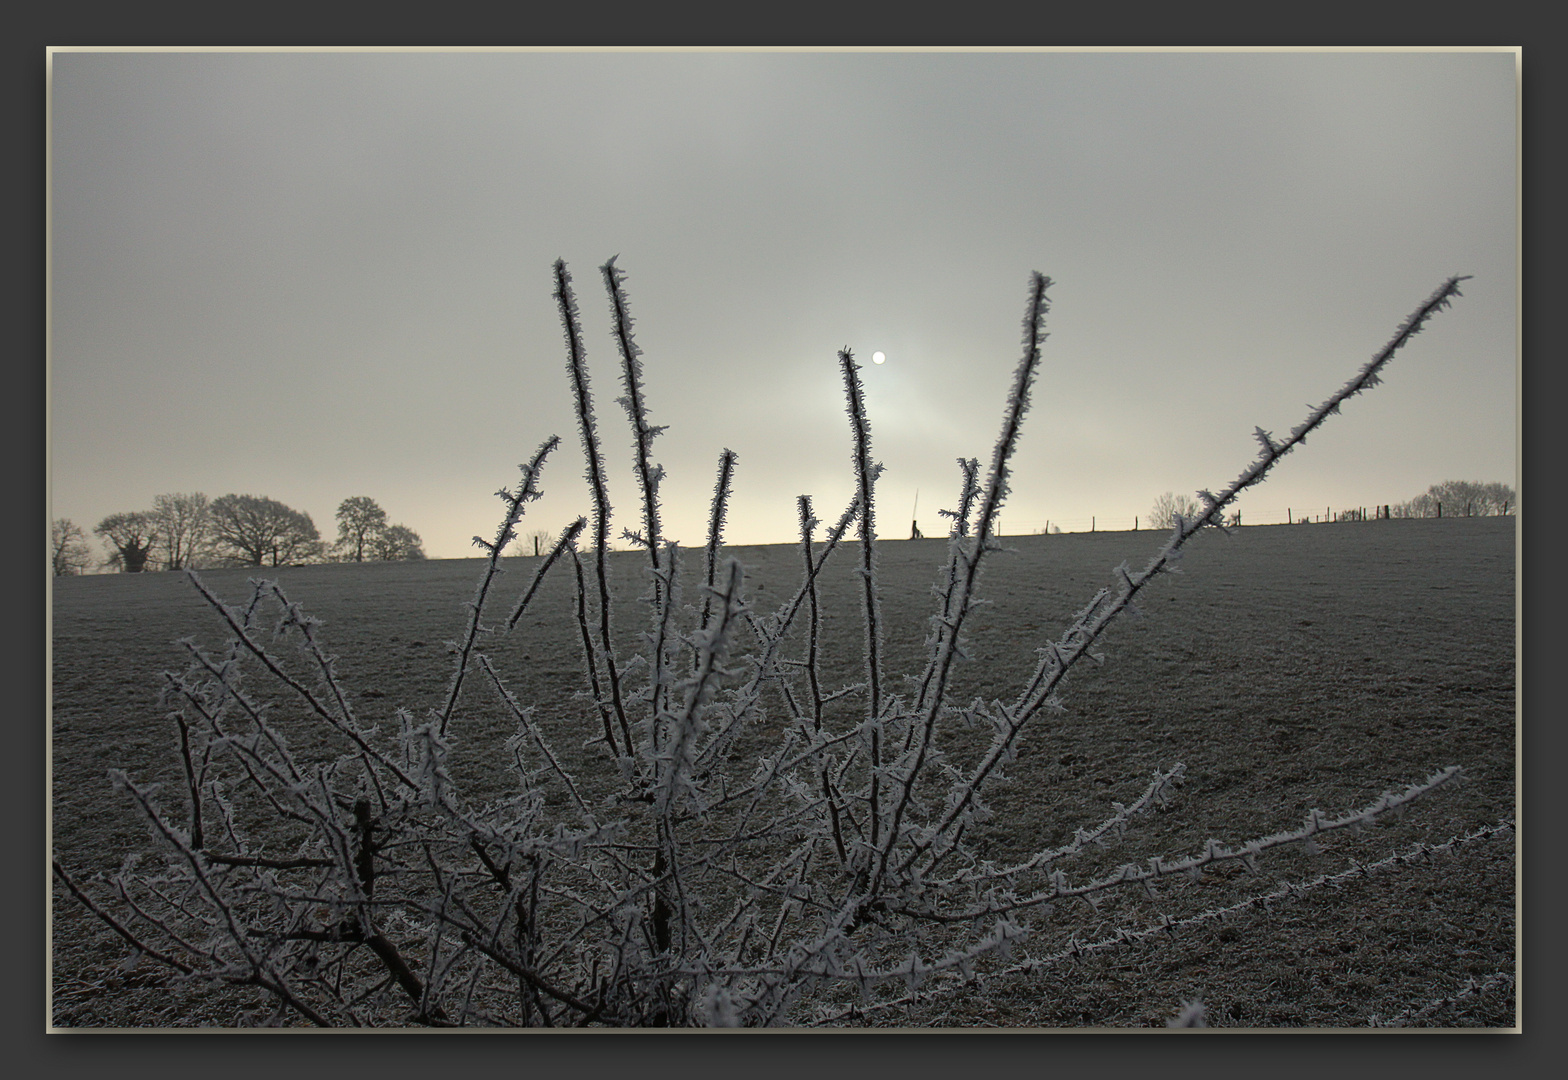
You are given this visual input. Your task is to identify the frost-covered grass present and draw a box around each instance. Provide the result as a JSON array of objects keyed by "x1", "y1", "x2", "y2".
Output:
[
  {"x1": 50, "y1": 519, "x2": 1517, "y2": 1027},
  {"x1": 50, "y1": 268, "x2": 1515, "y2": 1028}
]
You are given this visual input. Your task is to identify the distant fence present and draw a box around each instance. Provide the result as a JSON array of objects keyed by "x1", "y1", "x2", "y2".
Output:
[{"x1": 969, "y1": 503, "x2": 1515, "y2": 537}]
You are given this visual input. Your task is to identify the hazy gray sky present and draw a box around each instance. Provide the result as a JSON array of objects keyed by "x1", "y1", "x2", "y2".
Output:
[{"x1": 49, "y1": 49, "x2": 1518, "y2": 560}]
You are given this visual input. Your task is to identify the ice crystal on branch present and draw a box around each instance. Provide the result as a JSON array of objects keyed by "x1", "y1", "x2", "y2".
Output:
[{"x1": 53, "y1": 264, "x2": 1501, "y2": 1030}]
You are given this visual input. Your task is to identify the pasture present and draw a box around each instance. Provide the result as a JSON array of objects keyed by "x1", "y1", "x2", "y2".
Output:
[{"x1": 50, "y1": 515, "x2": 1516, "y2": 1027}]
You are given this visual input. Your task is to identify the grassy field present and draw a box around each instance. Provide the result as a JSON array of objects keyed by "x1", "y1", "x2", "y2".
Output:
[{"x1": 50, "y1": 515, "x2": 1517, "y2": 1028}]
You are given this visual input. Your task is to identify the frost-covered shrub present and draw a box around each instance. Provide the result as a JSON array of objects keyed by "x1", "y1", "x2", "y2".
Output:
[{"x1": 55, "y1": 263, "x2": 1508, "y2": 1028}]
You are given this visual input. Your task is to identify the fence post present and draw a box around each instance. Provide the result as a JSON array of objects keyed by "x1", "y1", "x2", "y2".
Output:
[
  {"x1": 1287, "y1": 508, "x2": 1291, "y2": 524},
  {"x1": 1437, "y1": 501, "x2": 1442, "y2": 518},
  {"x1": 1091, "y1": 517, "x2": 1095, "y2": 533}
]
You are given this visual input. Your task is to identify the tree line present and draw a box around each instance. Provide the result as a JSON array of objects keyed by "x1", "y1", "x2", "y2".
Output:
[
  {"x1": 1388, "y1": 480, "x2": 1514, "y2": 518},
  {"x1": 52, "y1": 494, "x2": 425, "y2": 575}
]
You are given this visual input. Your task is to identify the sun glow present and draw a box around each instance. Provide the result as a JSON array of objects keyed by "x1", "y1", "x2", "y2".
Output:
[{"x1": 872, "y1": 351, "x2": 886, "y2": 364}]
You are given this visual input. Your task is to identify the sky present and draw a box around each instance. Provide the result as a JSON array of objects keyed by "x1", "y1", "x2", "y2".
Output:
[{"x1": 49, "y1": 48, "x2": 1518, "y2": 561}]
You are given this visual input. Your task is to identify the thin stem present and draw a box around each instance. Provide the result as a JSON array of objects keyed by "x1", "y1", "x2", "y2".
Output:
[
  {"x1": 555, "y1": 259, "x2": 633, "y2": 758},
  {"x1": 907, "y1": 276, "x2": 1470, "y2": 877},
  {"x1": 441, "y1": 436, "x2": 560, "y2": 737},
  {"x1": 507, "y1": 518, "x2": 587, "y2": 630},
  {"x1": 877, "y1": 273, "x2": 1051, "y2": 890},
  {"x1": 698, "y1": 448, "x2": 738, "y2": 643},
  {"x1": 601, "y1": 256, "x2": 666, "y2": 567},
  {"x1": 601, "y1": 257, "x2": 678, "y2": 724},
  {"x1": 838, "y1": 348, "x2": 885, "y2": 850}
]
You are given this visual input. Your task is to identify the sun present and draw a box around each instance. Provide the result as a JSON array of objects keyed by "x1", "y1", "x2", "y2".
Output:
[{"x1": 872, "y1": 351, "x2": 886, "y2": 365}]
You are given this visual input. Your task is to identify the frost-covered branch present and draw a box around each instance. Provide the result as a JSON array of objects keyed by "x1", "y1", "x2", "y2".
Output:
[
  {"x1": 57, "y1": 267, "x2": 1497, "y2": 1030},
  {"x1": 444, "y1": 436, "x2": 560, "y2": 736},
  {"x1": 839, "y1": 348, "x2": 886, "y2": 851},
  {"x1": 556, "y1": 259, "x2": 632, "y2": 759},
  {"x1": 698, "y1": 448, "x2": 738, "y2": 642},
  {"x1": 903, "y1": 277, "x2": 1472, "y2": 878}
]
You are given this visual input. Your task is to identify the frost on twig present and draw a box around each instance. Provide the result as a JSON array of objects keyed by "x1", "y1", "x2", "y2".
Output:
[
  {"x1": 56, "y1": 267, "x2": 1500, "y2": 1029},
  {"x1": 1370, "y1": 970, "x2": 1516, "y2": 1028}
]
